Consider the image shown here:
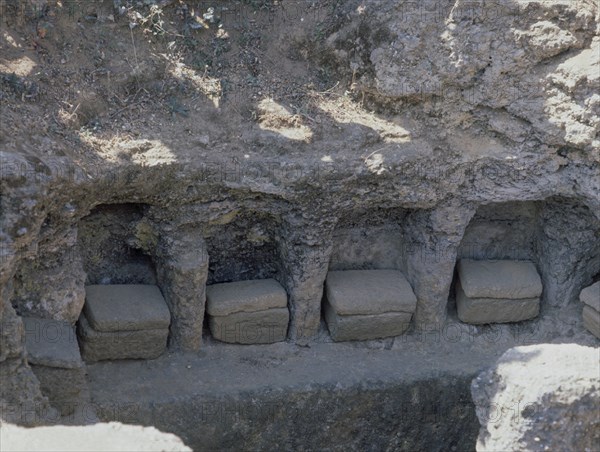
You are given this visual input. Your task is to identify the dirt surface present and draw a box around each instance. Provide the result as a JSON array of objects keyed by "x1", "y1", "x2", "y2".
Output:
[
  {"x1": 1, "y1": 0, "x2": 398, "y2": 166},
  {"x1": 84, "y1": 306, "x2": 597, "y2": 450}
]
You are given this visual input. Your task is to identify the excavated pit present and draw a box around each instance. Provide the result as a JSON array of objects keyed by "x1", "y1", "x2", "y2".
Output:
[{"x1": 205, "y1": 209, "x2": 283, "y2": 284}]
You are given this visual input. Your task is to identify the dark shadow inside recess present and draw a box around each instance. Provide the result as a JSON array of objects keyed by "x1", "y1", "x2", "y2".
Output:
[
  {"x1": 448, "y1": 201, "x2": 540, "y2": 313},
  {"x1": 77, "y1": 203, "x2": 157, "y2": 285},
  {"x1": 204, "y1": 210, "x2": 283, "y2": 285}
]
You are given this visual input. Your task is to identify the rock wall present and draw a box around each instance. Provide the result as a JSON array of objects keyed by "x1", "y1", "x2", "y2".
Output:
[
  {"x1": 1, "y1": 0, "x2": 598, "y2": 427},
  {"x1": 471, "y1": 344, "x2": 600, "y2": 451}
]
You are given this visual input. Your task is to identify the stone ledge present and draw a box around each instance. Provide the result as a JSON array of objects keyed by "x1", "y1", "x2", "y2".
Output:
[
  {"x1": 77, "y1": 314, "x2": 168, "y2": 362},
  {"x1": 457, "y1": 260, "x2": 542, "y2": 300},
  {"x1": 84, "y1": 285, "x2": 171, "y2": 333},
  {"x1": 23, "y1": 317, "x2": 83, "y2": 369},
  {"x1": 206, "y1": 279, "x2": 288, "y2": 317},
  {"x1": 209, "y1": 308, "x2": 289, "y2": 344},
  {"x1": 324, "y1": 303, "x2": 412, "y2": 341},
  {"x1": 86, "y1": 341, "x2": 486, "y2": 452},
  {"x1": 456, "y1": 282, "x2": 540, "y2": 324},
  {"x1": 325, "y1": 270, "x2": 417, "y2": 316}
]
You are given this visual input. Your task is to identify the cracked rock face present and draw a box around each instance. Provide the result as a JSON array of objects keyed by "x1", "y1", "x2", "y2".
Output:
[
  {"x1": 1, "y1": 0, "x2": 599, "y2": 425},
  {"x1": 471, "y1": 344, "x2": 600, "y2": 451}
]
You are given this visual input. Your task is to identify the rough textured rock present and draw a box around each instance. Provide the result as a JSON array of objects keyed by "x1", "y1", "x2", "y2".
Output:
[
  {"x1": 0, "y1": 421, "x2": 191, "y2": 452},
  {"x1": 209, "y1": 308, "x2": 289, "y2": 344},
  {"x1": 23, "y1": 317, "x2": 87, "y2": 416},
  {"x1": 456, "y1": 285, "x2": 540, "y2": 325},
  {"x1": 324, "y1": 304, "x2": 412, "y2": 342},
  {"x1": 0, "y1": 284, "x2": 53, "y2": 425},
  {"x1": 154, "y1": 229, "x2": 209, "y2": 351},
  {"x1": 206, "y1": 279, "x2": 289, "y2": 344},
  {"x1": 11, "y1": 235, "x2": 86, "y2": 324},
  {"x1": 1, "y1": 0, "x2": 599, "y2": 425},
  {"x1": 77, "y1": 315, "x2": 168, "y2": 362},
  {"x1": 471, "y1": 344, "x2": 600, "y2": 452},
  {"x1": 29, "y1": 365, "x2": 87, "y2": 416}
]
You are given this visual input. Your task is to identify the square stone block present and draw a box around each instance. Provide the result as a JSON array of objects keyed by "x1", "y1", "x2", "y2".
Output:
[
  {"x1": 84, "y1": 285, "x2": 171, "y2": 332},
  {"x1": 206, "y1": 279, "x2": 288, "y2": 316},
  {"x1": 23, "y1": 317, "x2": 87, "y2": 415},
  {"x1": 209, "y1": 309, "x2": 289, "y2": 344},
  {"x1": 324, "y1": 270, "x2": 417, "y2": 341},
  {"x1": 324, "y1": 303, "x2": 412, "y2": 342},
  {"x1": 23, "y1": 317, "x2": 83, "y2": 369},
  {"x1": 580, "y1": 281, "x2": 600, "y2": 312},
  {"x1": 325, "y1": 270, "x2": 417, "y2": 316},
  {"x1": 206, "y1": 279, "x2": 289, "y2": 344},
  {"x1": 78, "y1": 314, "x2": 168, "y2": 362},
  {"x1": 457, "y1": 260, "x2": 543, "y2": 299},
  {"x1": 456, "y1": 282, "x2": 540, "y2": 324},
  {"x1": 583, "y1": 305, "x2": 600, "y2": 339}
]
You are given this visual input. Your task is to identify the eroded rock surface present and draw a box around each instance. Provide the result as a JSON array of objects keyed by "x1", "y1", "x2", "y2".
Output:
[
  {"x1": 0, "y1": 421, "x2": 191, "y2": 452},
  {"x1": 1, "y1": 0, "x2": 599, "y2": 428},
  {"x1": 471, "y1": 344, "x2": 600, "y2": 452}
]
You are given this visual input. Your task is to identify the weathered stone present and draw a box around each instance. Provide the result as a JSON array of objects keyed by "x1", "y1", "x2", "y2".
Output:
[
  {"x1": 206, "y1": 279, "x2": 288, "y2": 316},
  {"x1": 279, "y1": 234, "x2": 334, "y2": 343},
  {"x1": 324, "y1": 302, "x2": 412, "y2": 342},
  {"x1": 325, "y1": 270, "x2": 417, "y2": 316},
  {"x1": 77, "y1": 314, "x2": 168, "y2": 362},
  {"x1": 154, "y1": 231, "x2": 209, "y2": 351},
  {"x1": 206, "y1": 279, "x2": 289, "y2": 344},
  {"x1": 456, "y1": 283, "x2": 540, "y2": 324},
  {"x1": 582, "y1": 305, "x2": 600, "y2": 339},
  {"x1": 84, "y1": 285, "x2": 171, "y2": 332},
  {"x1": 471, "y1": 344, "x2": 600, "y2": 452},
  {"x1": 458, "y1": 260, "x2": 543, "y2": 300},
  {"x1": 536, "y1": 201, "x2": 600, "y2": 308},
  {"x1": 209, "y1": 308, "x2": 289, "y2": 344},
  {"x1": 11, "y1": 230, "x2": 86, "y2": 324},
  {"x1": 323, "y1": 270, "x2": 416, "y2": 341},
  {"x1": 0, "y1": 421, "x2": 192, "y2": 452},
  {"x1": 30, "y1": 365, "x2": 87, "y2": 416},
  {"x1": 21, "y1": 317, "x2": 86, "y2": 416},
  {"x1": 406, "y1": 202, "x2": 476, "y2": 329},
  {"x1": 0, "y1": 280, "x2": 53, "y2": 425},
  {"x1": 23, "y1": 317, "x2": 82, "y2": 369},
  {"x1": 580, "y1": 281, "x2": 600, "y2": 311},
  {"x1": 1, "y1": 0, "x2": 600, "y2": 426}
]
